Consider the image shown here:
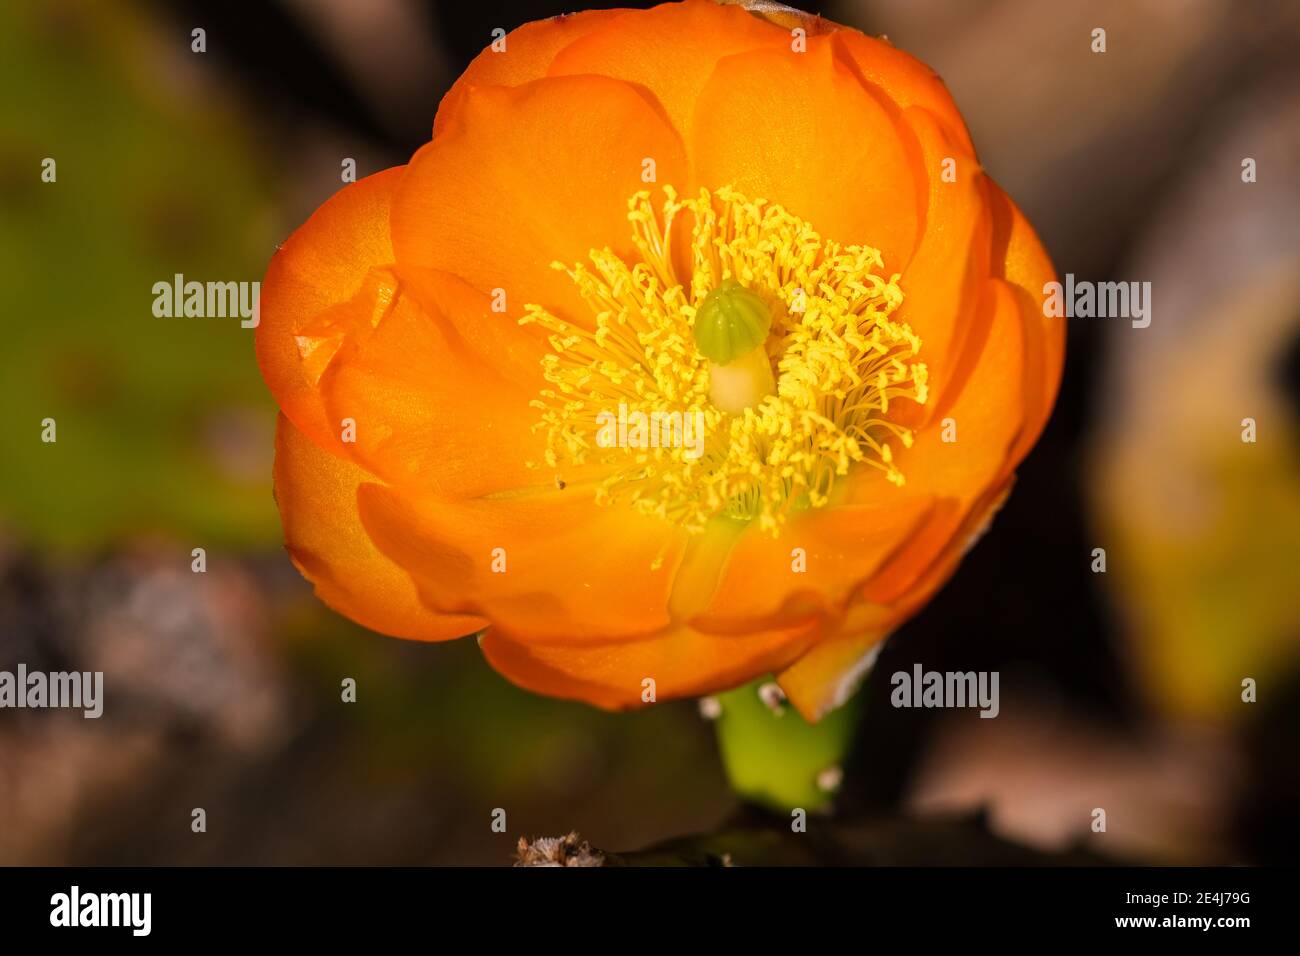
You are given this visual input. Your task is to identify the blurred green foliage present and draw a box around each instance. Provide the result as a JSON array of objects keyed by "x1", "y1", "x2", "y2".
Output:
[
  {"x1": 0, "y1": 0, "x2": 280, "y2": 552},
  {"x1": 271, "y1": 604, "x2": 730, "y2": 845}
]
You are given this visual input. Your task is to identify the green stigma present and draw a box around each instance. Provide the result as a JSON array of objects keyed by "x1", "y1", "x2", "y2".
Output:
[
  {"x1": 692, "y1": 278, "x2": 777, "y2": 414},
  {"x1": 692, "y1": 278, "x2": 773, "y2": 365}
]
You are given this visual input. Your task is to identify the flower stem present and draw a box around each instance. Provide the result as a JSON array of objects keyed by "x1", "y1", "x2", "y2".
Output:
[{"x1": 710, "y1": 676, "x2": 862, "y2": 813}]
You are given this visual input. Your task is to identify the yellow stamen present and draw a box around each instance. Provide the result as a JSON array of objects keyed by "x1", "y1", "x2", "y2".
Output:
[{"x1": 521, "y1": 186, "x2": 928, "y2": 536}]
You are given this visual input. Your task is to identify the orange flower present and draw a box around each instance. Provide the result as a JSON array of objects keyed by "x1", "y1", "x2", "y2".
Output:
[{"x1": 257, "y1": 0, "x2": 1064, "y2": 721}]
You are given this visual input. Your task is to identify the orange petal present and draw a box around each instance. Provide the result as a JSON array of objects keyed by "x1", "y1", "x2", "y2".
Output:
[
  {"x1": 393, "y1": 73, "x2": 689, "y2": 326},
  {"x1": 678, "y1": 495, "x2": 938, "y2": 632},
  {"x1": 862, "y1": 277, "x2": 1027, "y2": 594},
  {"x1": 478, "y1": 613, "x2": 824, "y2": 710},
  {"x1": 830, "y1": 29, "x2": 975, "y2": 155},
  {"x1": 433, "y1": 8, "x2": 630, "y2": 135},
  {"x1": 891, "y1": 106, "x2": 993, "y2": 423},
  {"x1": 775, "y1": 625, "x2": 890, "y2": 723},
  {"x1": 316, "y1": 270, "x2": 545, "y2": 498},
  {"x1": 397, "y1": 266, "x2": 551, "y2": 387},
  {"x1": 548, "y1": 0, "x2": 791, "y2": 144},
  {"x1": 691, "y1": 39, "x2": 919, "y2": 269},
  {"x1": 862, "y1": 276, "x2": 1026, "y2": 515},
  {"x1": 355, "y1": 482, "x2": 689, "y2": 643},
  {"x1": 257, "y1": 168, "x2": 404, "y2": 452},
  {"x1": 273, "y1": 413, "x2": 485, "y2": 642},
  {"x1": 987, "y1": 182, "x2": 1066, "y2": 460}
]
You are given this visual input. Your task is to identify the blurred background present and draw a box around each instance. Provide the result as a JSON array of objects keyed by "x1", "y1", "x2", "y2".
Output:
[{"x1": 1, "y1": 0, "x2": 1297, "y2": 865}]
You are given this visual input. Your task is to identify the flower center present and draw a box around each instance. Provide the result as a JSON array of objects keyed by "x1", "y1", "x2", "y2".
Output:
[
  {"x1": 692, "y1": 279, "x2": 778, "y2": 414},
  {"x1": 521, "y1": 186, "x2": 928, "y2": 537}
]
